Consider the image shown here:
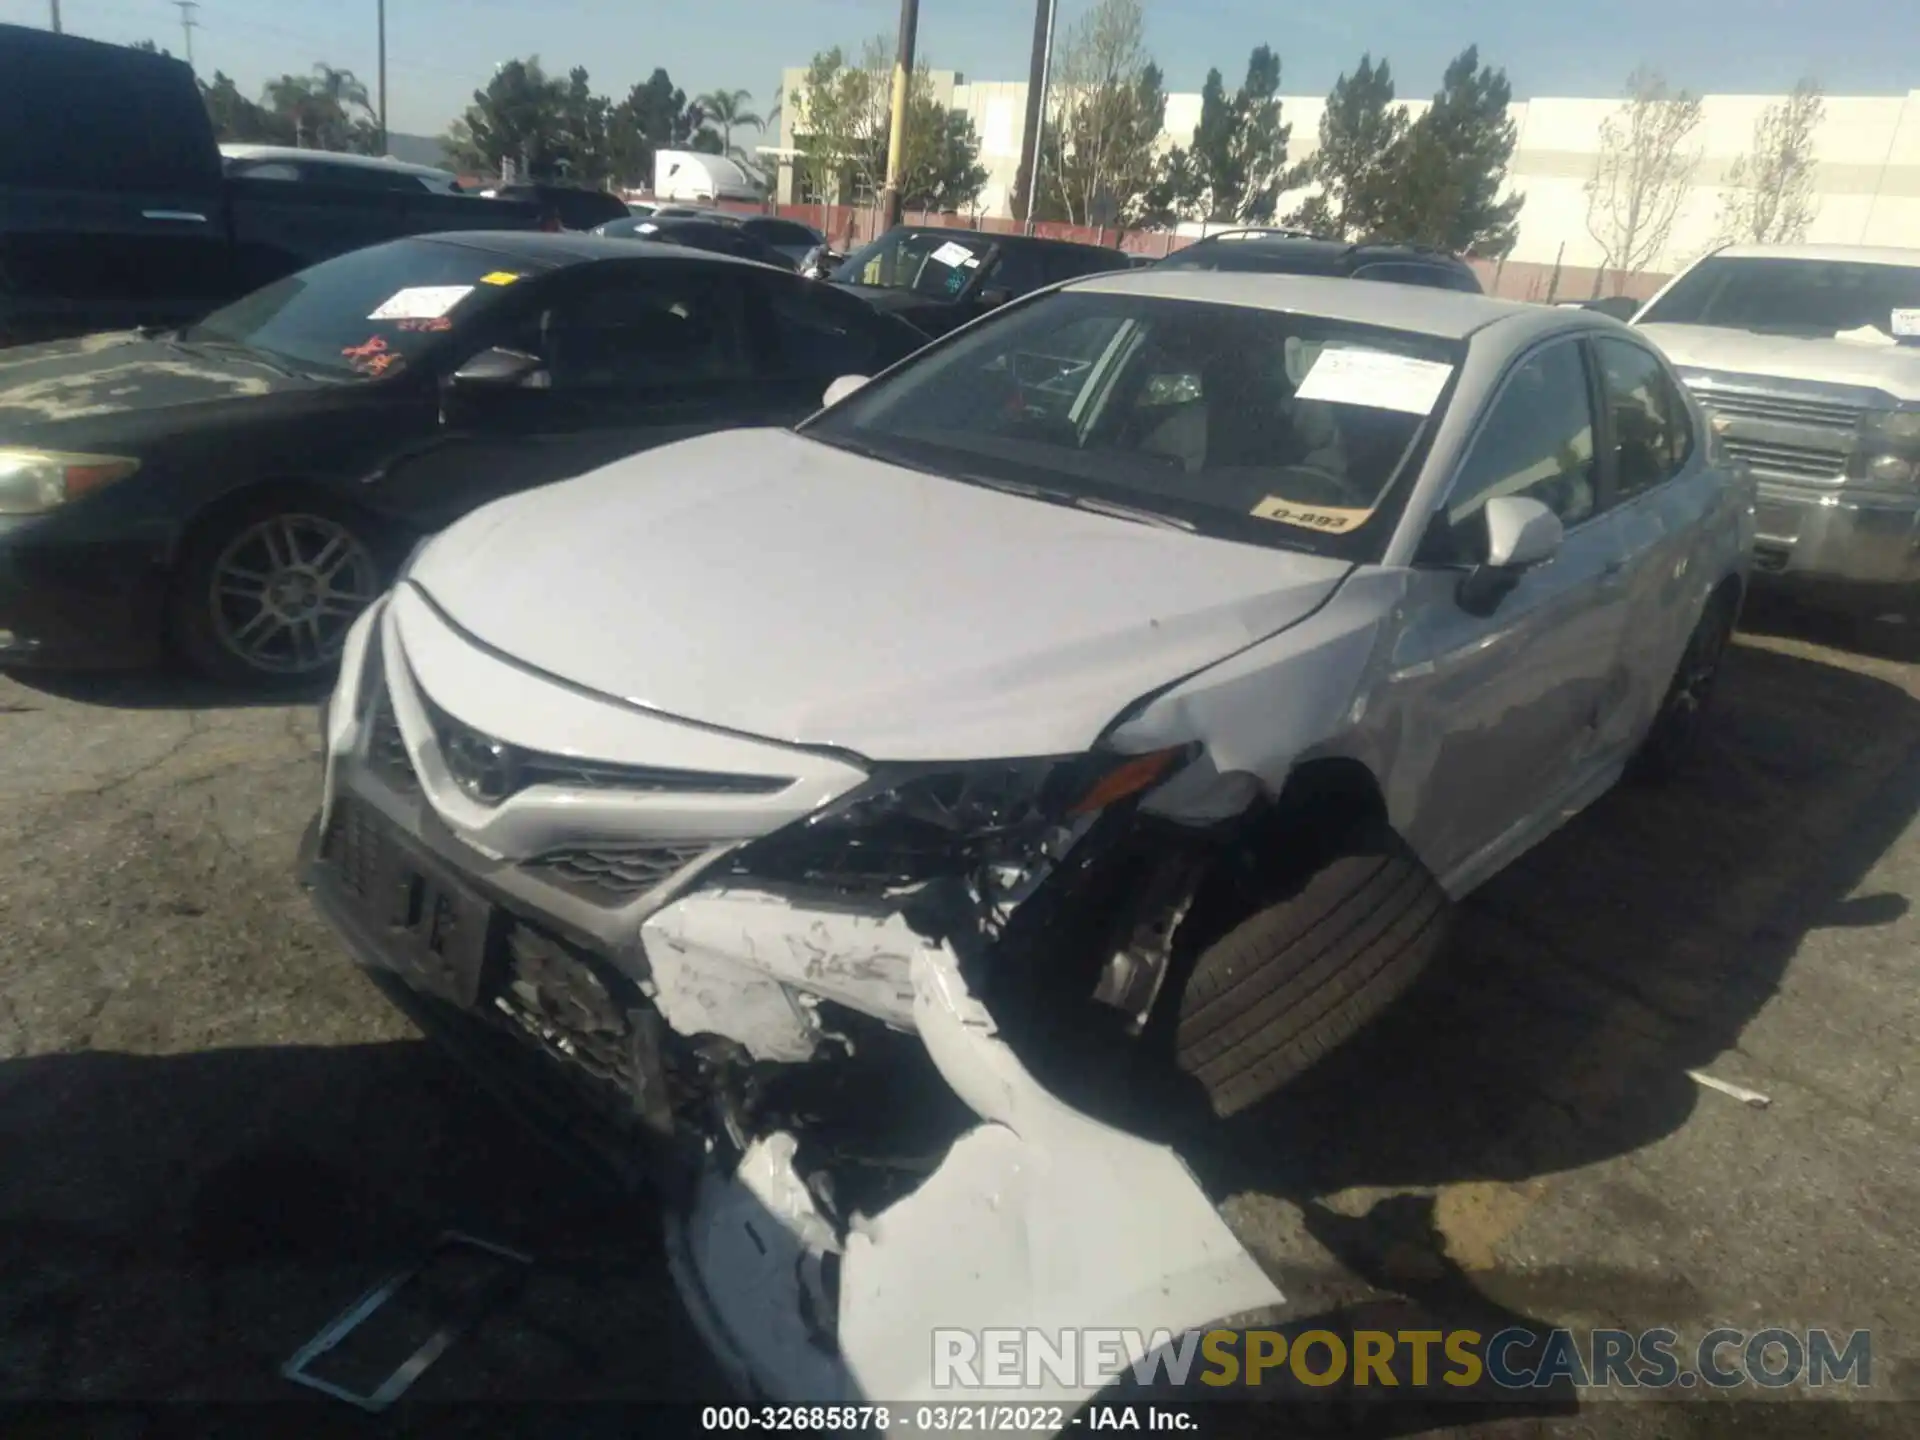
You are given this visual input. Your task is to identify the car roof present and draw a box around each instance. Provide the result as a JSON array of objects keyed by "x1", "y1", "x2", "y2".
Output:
[
  {"x1": 1064, "y1": 268, "x2": 1576, "y2": 342},
  {"x1": 887, "y1": 224, "x2": 1119, "y2": 256},
  {"x1": 1708, "y1": 242, "x2": 1920, "y2": 267},
  {"x1": 420, "y1": 230, "x2": 779, "y2": 269},
  {"x1": 220, "y1": 144, "x2": 455, "y2": 181},
  {"x1": 1171, "y1": 231, "x2": 1473, "y2": 268}
]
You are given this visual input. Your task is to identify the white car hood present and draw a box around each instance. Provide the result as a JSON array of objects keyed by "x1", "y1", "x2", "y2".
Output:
[
  {"x1": 408, "y1": 427, "x2": 1350, "y2": 760},
  {"x1": 1636, "y1": 322, "x2": 1920, "y2": 401}
]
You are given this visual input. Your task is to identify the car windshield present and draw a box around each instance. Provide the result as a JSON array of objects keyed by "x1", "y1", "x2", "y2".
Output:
[
  {"x1": 1638, "y1": 256, "x2": 1920, "y2": 342},
  {"x1": 834, "y1": 229, "x2": 993, "y2": 298},
  {"x1": 183, "y1": 239, "x2": 536, "y2": 380},
  {"x1": 800, "y1": 290, "x2": 1462, "y2": 560}
]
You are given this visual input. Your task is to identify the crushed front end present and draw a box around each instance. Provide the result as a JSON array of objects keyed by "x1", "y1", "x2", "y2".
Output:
[{"x1": 301, "y1": 583, "x2": 1280, "y2": 1416}]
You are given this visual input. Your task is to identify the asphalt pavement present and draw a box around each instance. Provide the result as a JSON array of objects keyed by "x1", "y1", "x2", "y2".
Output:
[{"x1": 0, "y1": 605, "x2": 1914, "y2": 1436}]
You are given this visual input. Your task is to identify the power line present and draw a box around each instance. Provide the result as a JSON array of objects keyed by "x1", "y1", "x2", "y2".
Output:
[{"x1": 172, "y1": 0, "x2": 199, "y2": 68}]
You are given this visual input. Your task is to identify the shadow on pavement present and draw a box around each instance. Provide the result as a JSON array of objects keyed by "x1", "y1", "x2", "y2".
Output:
[
  {"x1": 0, "y1": 1040, "x2": 718, "y2": 1415},
  {"x1": 1, "y1": 665, "x2": 330, "y2": 713}
]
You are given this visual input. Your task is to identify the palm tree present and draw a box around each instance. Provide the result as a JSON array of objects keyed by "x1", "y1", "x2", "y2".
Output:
[{"x1": 696, "y1": 87, "x2": 764, "y2": 164}]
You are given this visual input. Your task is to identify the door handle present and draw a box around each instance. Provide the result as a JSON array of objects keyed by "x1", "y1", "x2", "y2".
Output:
[{"x1": 142, "y1": 209, "x2": 209, "y2": 223}]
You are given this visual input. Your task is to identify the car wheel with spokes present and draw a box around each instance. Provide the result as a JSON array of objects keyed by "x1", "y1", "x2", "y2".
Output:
[{"x1": 170, "y1": 493, "x2": 390, "y2": 686}]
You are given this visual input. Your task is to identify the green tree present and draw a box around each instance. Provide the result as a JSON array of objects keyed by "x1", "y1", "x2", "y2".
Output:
[
  {"x1": 1379, "y1": 46, "x2": 1522, "y2": 255},
  {"x1": 200, "y1": 70, "x2": 296, "y2": 143},
  {"x1": 443, "y1": 57, "x2": 573, "y2": 179},
  {"x1": 607, "y1": 68, "x2": 723, "y2": 184},
  {"x1": 903, "y1": 98, "x2": 989, "y2": 212},
  {"x1": 1028, "y1": 0, "x2": 1168, "y2": 226},
  {"x1": 697, "y1": 88, "x2": 765, "y2": 162},
  {"x1": 264, "y1": 63, "x2": 379, "y2": 153},
  {"x1": 789, "y1": 42, "x2": 984, "y2": 213},
  {"x1": 1163, "y1": 46, "x2": 1292, "y2": 224},
  {"x1": 1287, "y1": 54, "x2": 1407, "y2": 239},
  {"x1": 1716, "y1": 78, "x2": 1823, "y2": 245}
]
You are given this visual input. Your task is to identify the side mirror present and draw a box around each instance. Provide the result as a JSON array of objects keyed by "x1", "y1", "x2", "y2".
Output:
[
  {"x1": 822, "y1": 374, "x2": 870, "y2": 408},
  {"x1": 450, "y1": 346, "x2": 546, "y2": 389},
  {"x1": 1458, "y1": 495, "x2": 1563, "y2": 615},
  {"x1": 977, "y1": 286, "x2": 1014, "y2": 309}
]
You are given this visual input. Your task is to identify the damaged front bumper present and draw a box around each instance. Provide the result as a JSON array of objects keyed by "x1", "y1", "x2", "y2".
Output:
[{"x1": 301, "y1": 591, "x2": 1281, "y2": 1422}]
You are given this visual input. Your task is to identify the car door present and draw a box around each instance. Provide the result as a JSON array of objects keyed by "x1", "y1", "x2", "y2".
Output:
[
  {"x1": 1385, "y1": 335, "x2": 1634, "y2": 890},
  {"x1": 749, "y1": 275, "x2": 930, "y2": 419},
  {"x1": 376, "y1": 259, "x2": 768, "y2": 528},
  {"x1": 1587, "y1": 334, "x2": 1719, "y2": 752}
]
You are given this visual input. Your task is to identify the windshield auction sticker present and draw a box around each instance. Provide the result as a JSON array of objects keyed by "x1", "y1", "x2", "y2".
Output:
[
  {"x1": 479, "y1": 271, "x2": 522, "y2": 286},
  {"x1": 1294, "y1": 347, "x2": 1453, "y2": 414},
  {"x1": 368, "y1": 285, "x2": 476, "y2": 321},
  {"x1": 1892, "y1": 309, "x2": 1920, "y2": 337},
  {"x1": 1250, "y1": 496, "x2": 1373, "y2": 532},
  {"x1": 930, "y1": 240, "x2": 979, "y2": 269}
]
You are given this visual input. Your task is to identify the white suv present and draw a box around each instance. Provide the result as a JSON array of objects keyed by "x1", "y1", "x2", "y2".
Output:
[{"x1": 302, "y1": 269, "x2": 1751, "y2": 1414}]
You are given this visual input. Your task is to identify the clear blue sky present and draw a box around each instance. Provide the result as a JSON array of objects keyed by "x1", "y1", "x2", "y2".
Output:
[{"x1": 5, "y1": 0, "x2": 1915, "y2": 139}]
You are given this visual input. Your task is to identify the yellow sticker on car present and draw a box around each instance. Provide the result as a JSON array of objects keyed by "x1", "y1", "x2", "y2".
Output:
[
  {"x1": 1250, "y1": 496, "x2": 1372, "y2": 532},
  {"x1": 479, "y1": 271, "x2": 522, "y2": 286}
]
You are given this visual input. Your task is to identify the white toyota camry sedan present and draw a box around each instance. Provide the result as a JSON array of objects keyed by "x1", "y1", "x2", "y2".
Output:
[{"x1": 301, "y1": 269, "x2": 1753, "y2": 1417}]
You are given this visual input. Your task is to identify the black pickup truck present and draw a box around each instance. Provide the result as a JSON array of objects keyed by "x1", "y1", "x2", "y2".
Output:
[{"x1": 0, "y1": 24, "x2": 543, "y2": 345}]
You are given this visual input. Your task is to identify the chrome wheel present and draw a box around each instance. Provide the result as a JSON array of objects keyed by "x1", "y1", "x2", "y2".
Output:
[{"x1": 207, "y1": 513, "x2": 380, "y2": 676}]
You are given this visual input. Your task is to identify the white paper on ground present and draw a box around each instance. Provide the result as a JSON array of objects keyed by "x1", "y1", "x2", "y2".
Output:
[
  {"x1": 1890, "y1": 309, "x2": 1920, "y2": 338},
  {"x1": 1294, "y1": 346, "x2": 1454, "y2": 414},
  {"x1": 930, "y1": 241, "x2": 978, "y2": 270},
  {"x1": 368, "y1": 285, "x2": 475, "y2": 320}
]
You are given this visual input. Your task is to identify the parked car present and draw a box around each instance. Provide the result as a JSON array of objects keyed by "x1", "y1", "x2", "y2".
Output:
[
  {"x1": 220, "y1": 144, "x2": 466, "y2": 195},
  {"x1": 1633, "y1": 243, "x2": 1920, "y2": 617},
  {"x1": 481, "y1": 183, "x2": 630, "y2": 232},
  {"x1": 0, "y1": 231, "x2": 931, "y2": 682},
  {"x1": 831, "y1": 225, "x2": 1132, "y2": 336},
  {"x1": 592, "y1": 215, "x2": 798, "y2": 270},
  {"x1": 1155, "y1": 229, "x2": 1485, "y2": 292},
  {"x1": 300, "y1": 270, "x2": 1751, "y2": 1408},
  {"x1": 0, "y1": 25, "x2": 545, "y2": 346}
]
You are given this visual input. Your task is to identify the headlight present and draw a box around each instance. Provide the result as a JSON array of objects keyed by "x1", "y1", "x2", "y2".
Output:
[
  {"x1": 1857, "y1": 408, "x2": 1920, "y2": 485},
  {"x1": 735, "y1": 746, "x2": 1194, "y2": 889},
  {"x1": 0, "y1": 448, "x2": 140, "y2": 515}
]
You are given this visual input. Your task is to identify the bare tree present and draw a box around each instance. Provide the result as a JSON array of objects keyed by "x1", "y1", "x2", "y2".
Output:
[
  {"x1": 1037, "y1": 0, "x2": 1168, "y2": 226},
  {"x1": 1716, "y1": 79, "x2": 1824, "y2": 246},
  {"x1": 1584, "y1": 67, "x2": 1703, "y2": 296}
]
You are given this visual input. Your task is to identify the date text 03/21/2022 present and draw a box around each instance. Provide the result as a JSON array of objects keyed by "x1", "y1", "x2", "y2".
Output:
[{"x1": 699, "y1": 1405, "x2": 1197, "y2": 1432}]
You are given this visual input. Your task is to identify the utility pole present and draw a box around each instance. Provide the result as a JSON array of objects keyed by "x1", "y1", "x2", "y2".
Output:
[
  {"x1": 48, "y1": 0, "x2": 61, "y2": 34},
  {"x1": 376, "y1": 0, "x2": 389, "y2": 154},
  {"x1": 173, "y1": 0, "x2": 199, "y2": 69},
  {"x1": 1011, "y1": 0, "x2": 1058, "y2": 234},
  {"x1": 876, "y1": 0, "x2": 919, "y2": 233}
]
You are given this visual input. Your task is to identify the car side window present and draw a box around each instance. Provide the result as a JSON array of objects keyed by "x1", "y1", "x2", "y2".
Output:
[
  {"x1": 509, "y1": 268, "x2": 754, "y2": 390},
  {"x1": 1593, "y1": 337, "x2": 1694, "y2": 501},
  {"x1": 984, "y1": 247, "x2": 1045, "y2": 294},
  {"x1": 233, "y1": 161, "x2": 302, "y2": 182},
  {"x1": 761, "y1": 281, "x2": 903, "y2": 377},
  {"x1": 1354, "y1": 262, "x2": 1444, "y2": 289},
  {"x1": 1425, "y1": 339, "x2": 1599, "y2": 563}
]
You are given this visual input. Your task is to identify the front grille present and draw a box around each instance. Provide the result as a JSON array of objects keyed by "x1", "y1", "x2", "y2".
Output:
[
  {"x1": 1721, "y1": 437, "x2": 1849, "y2": 483},
  {"x1": 528, "y1": 842, "x2": 713, "y2": 900},
  {"x1": 1693, "y1": 387, "x2": 1865, "y2": 431},
  {"x1": 319, "y1": 800, "x2": 384, "y2": 899}
]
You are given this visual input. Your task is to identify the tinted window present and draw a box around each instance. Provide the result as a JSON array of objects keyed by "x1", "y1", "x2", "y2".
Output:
[
  {"x1": 748, "y1": 219, "x2": 822, "y2": 247},
  {"x1": 1433, "y1": 340, "x2": 1597, "y2": 558},
  {"x1": 835, "y1": 230, "x2": 993, "y2": 297},
  {"x1": 1638, "y1": 256, "x2": 1920, "y2": 339},
  {"x1": 1594, "y1": 338, "x2": 1693, "y2": 500},
  {"x1": 985, "y1": 246, "x2": 1047, "y2": 294},
  {"x1": 512, "y1": 267, "x2": 753, "y2": 390},
  {"x1": 1354, "y1": 261, "x2": 1480, "y2": 293},
  {"x1": 803, "y1": 289, "x2": 1463, "y2": 562},
  {"x1": 298, "y1": 161, "x2": 426, "y2": 192},
  {"x1": 184, "y1": 237, "x2": 535, "y2": 380},
  {"x1": 1042, "y1": 247, "x2": 1127, "y2": 285},
  {"x1": 0, "y1": 43, "x2": 218, "y2": 190},
  {"x1": 233, "y1": 161, "x2": 302, "y2": 182},
  {"x1": 763, "y1": 282, "x2": 904, "y2": 376}
]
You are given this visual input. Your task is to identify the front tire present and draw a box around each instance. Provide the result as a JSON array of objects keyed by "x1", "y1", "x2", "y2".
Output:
[
  {"x1": 169, "y1": 493, "x2": 388, "y2": 686},
  {"x1": 1631, "y1": 590, "x2": 1736, "y2": 783},
  {"x1": 1170, "y1": 825, "x2": 1451, "y2": 1117}
]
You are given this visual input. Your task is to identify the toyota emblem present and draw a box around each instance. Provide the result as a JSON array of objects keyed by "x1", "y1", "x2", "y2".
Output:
[{"x1": 443, "y1": 728, "x2": 519, "y2": 804}]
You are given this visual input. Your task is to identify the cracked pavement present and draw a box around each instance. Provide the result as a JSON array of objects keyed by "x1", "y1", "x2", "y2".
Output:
[{"x1": 0, "y1": 608, "x2": 1915, "y2": 1435}]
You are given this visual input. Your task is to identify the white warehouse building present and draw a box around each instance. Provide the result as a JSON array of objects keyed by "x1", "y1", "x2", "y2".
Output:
[{"x1": 774, "y1": 67, "x2": 1920, "y2": 288}]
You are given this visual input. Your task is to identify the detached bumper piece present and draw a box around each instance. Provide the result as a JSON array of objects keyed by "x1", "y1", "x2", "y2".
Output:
[{"x1": 666, "y1": 943, "x2": 1284, "y2": 1427}]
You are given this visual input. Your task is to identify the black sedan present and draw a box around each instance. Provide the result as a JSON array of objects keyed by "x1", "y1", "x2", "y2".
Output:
[
  {"x1": 592, "y1": 214, "x2": 797, "y2": 270},
  {"x1": 830, "y1": 225, "x2": 1131, "y2": 337},
  {"x1": 0, "y1": 231, "x2": 929, "y2": 684}
]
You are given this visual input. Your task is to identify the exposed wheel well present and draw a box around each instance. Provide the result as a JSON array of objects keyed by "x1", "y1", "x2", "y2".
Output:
[{"x1": 166, "y1": 481, "x2": 399, "y2": 574}]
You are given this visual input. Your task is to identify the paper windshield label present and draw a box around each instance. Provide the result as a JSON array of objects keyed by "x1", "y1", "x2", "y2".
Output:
[
  {"x1": 1293, "y1": 347, "x2": 1453, "y2": 414},
  {"x1": 1892, "y1": 309, "x2": 1920, "y2": 338},
  {"x1": 368, "y1": 285, "x2": 474, "y2": 320},
  {"x1": 1249, "y1": 496, "x2": 1373, "y2": 532},
  {"x1": 930, "y1": 240, "x2": 977, "y2": 269}
]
